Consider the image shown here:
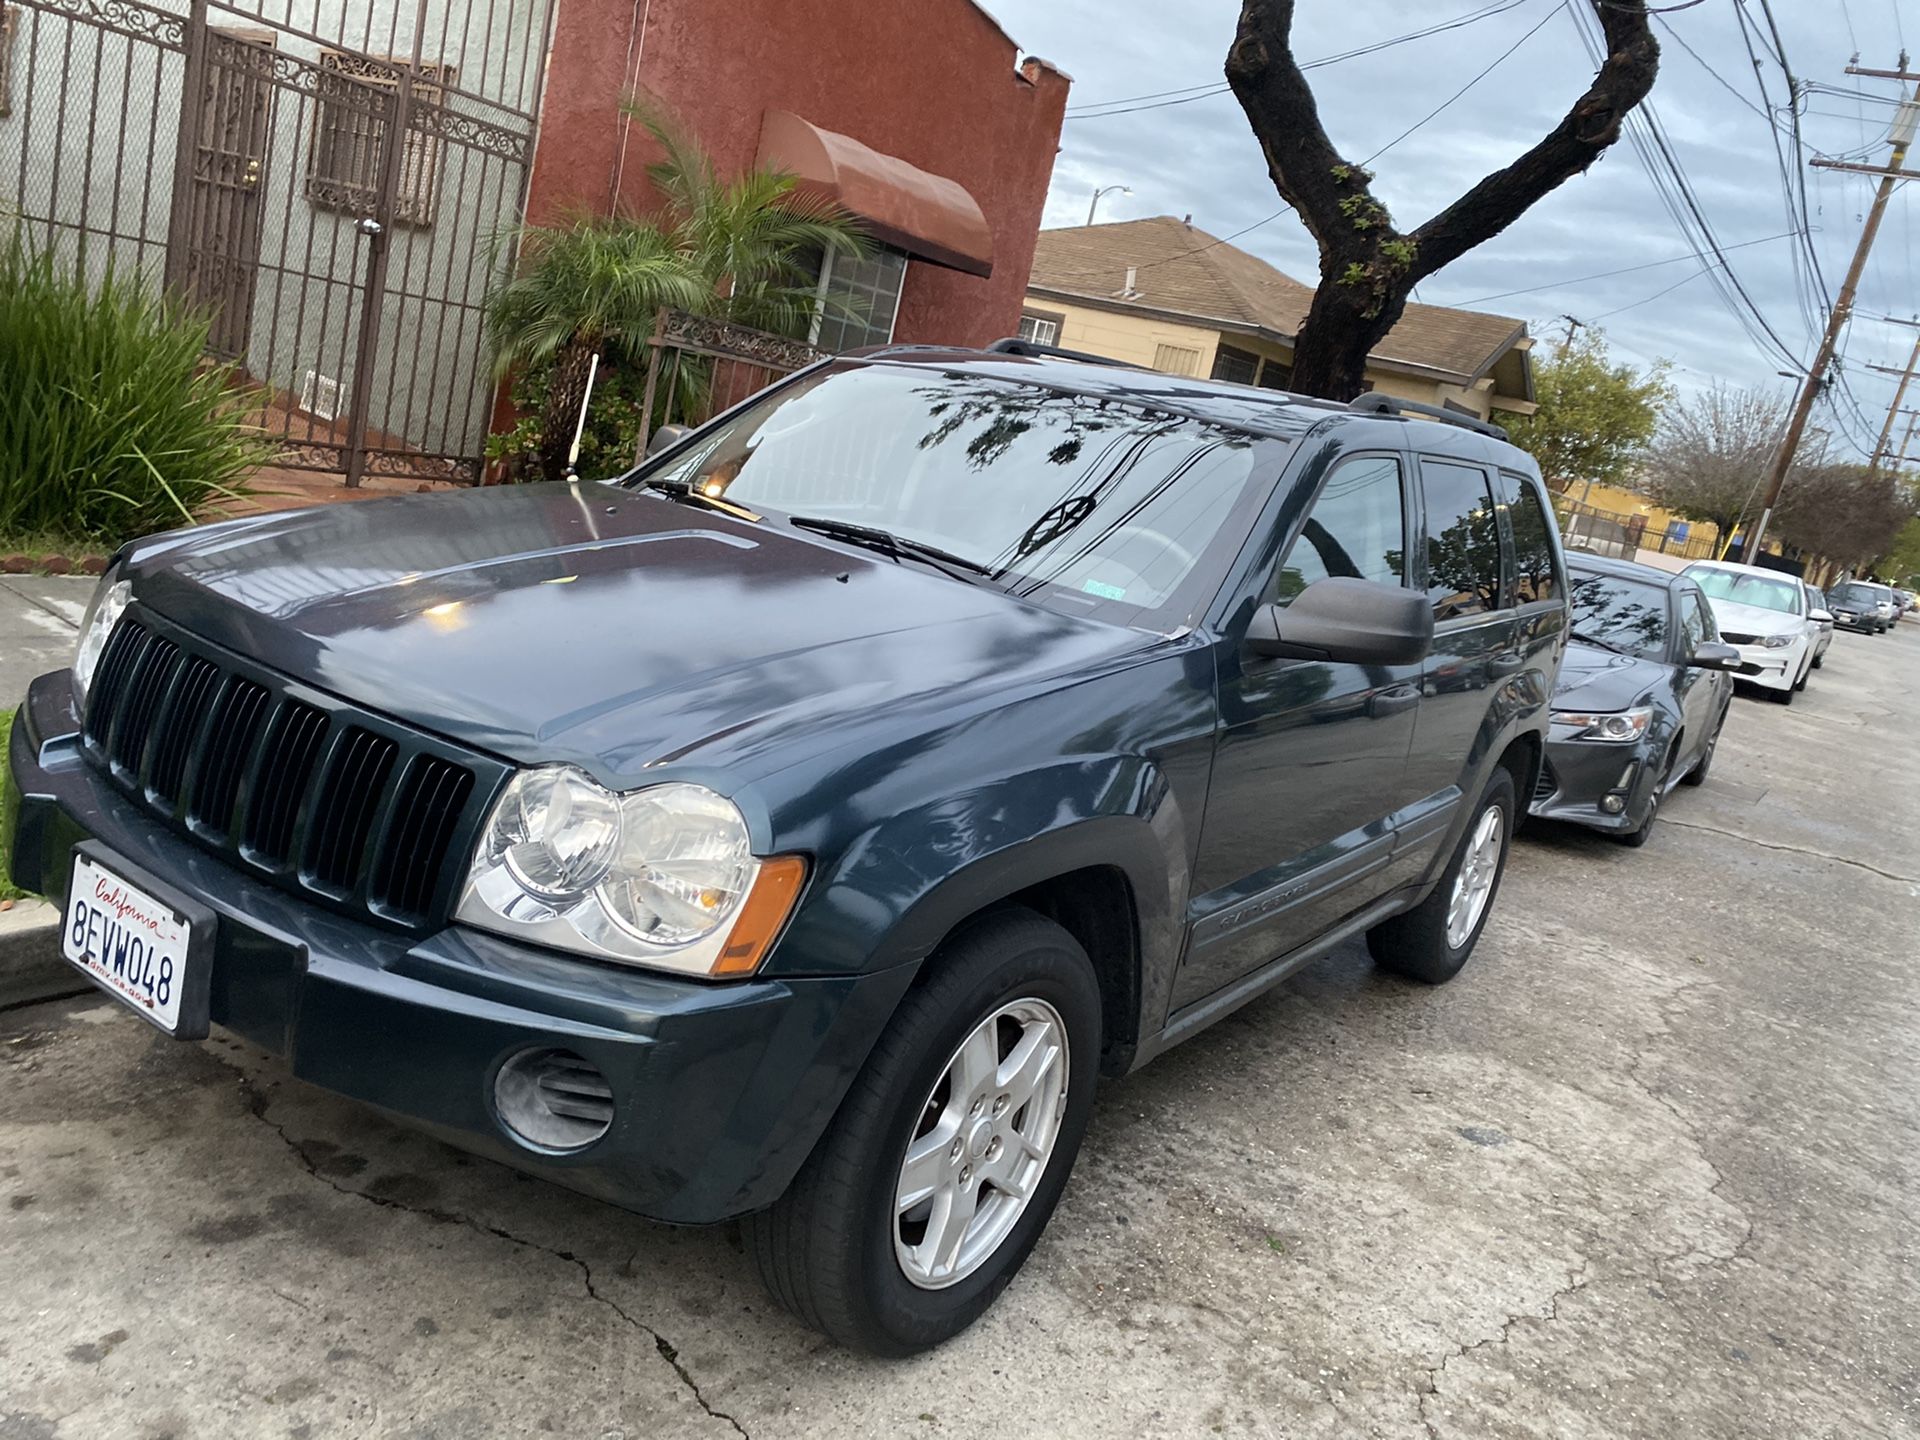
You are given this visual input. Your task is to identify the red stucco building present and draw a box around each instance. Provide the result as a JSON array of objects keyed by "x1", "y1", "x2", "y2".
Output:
[{"x1": 525, "y1": 0, "x2": 1072, "y2": 350}]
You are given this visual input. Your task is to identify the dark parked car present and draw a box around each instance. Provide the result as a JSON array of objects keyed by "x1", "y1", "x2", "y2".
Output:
[
  {"x1": 7, "y1": 346, "x2": 1566, "y2": 1354},
  {"x1": 1530, "y1": 557, "x2": 1739, "y2": 846},
  {"x1": 1824, "y1": 580, "x2": 1883, "y2": 634},
  {"x1": 1894, "y1": 588, "x2": 1914, "y2": 623}
]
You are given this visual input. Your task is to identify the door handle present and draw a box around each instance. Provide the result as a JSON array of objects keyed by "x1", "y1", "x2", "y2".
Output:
[{"x1": 1368, "y1": 683, "x2": 1419, "y2": 718}]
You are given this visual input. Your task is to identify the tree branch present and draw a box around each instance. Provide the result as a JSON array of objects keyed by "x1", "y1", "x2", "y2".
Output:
[{"x1": 1409, "y1": 4, "x2": 1659, "y2": 279}]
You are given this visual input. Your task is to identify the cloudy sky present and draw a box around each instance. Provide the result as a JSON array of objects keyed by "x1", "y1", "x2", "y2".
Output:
[{"x1": 980, "y1": 0, "x2": 1918, "y2": 462}]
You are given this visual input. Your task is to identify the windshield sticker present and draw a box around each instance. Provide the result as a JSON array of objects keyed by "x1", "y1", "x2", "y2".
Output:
[{"x1": 1082, "y1": 578, "x2": 1128, "y2": 601}]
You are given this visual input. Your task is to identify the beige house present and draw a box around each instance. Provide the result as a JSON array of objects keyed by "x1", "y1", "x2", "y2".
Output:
[{"x1": 1021, "y1": 216, "x2": 1536, "y2": 423}]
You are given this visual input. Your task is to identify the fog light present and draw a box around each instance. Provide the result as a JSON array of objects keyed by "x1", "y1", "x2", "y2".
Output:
[
  {"x1": 1600, "y1": 794, "x2": 1627, "y2": 814},
  {"x1": 494, "y1": 1047, "x2": 613, "y2": 1151}
]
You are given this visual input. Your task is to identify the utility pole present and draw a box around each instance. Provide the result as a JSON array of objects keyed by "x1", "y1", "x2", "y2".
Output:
[
  {"x1": 1744, "y1": 65, "x2": 1920, "y2": 561},
  {"x1": 1868, "y1": 320, "x2": 1920, "y2": 474}
]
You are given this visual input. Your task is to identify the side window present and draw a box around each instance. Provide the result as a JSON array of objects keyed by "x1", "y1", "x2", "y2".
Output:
[
  {"x1": 1691, "y1": 593, "x2": 1719, "y2": 644},
  {"x1": 1504, "y1": 472, "x2": 1563, "y2": 604},
  {"x1": 1270, "y1": 455, "x2": 1406, "y2": 605},
  {"x1": 1678, "y1": 590, "x2": 1709, "y2": 654},
  {"x1": 1419, "y1": 460, "x2": 1502, "y2": 621}
]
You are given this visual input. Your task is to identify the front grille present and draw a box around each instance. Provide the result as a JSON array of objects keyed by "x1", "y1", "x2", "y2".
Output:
[
  {"x1": 80, "y1": 609, "x2": 505, "y2": 930},
  {"x1": 1718, "y1": 631, "x2": 1758, "y2": 645},
  {"x1": 1533, "y1": 757, "x2": 1558, "y2": 804}
]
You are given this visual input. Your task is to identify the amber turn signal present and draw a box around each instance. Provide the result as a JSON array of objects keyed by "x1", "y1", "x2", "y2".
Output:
[{"x1": 711, "y1": 855, "x2": 808, "y2": 977}]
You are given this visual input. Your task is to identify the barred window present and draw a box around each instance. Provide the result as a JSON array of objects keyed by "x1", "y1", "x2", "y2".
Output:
[
  {"x1": 305, "y1": 51, "x2": 452, "y2": 227},
  {"x1": 1211, "y1": 343, "x2": 1259, "y2": 385}
]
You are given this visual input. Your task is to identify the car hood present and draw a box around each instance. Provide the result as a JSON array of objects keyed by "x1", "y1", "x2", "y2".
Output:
[
  {"x1": 1552, "y1": 641, "x2": 1666, "y2": 714},
  {"x1": 124, "y1": 484, "x2": 1156, "y2": 786},
  {"x1": 1702, "y1": 597, "x2": 1801, "y2": 637}
]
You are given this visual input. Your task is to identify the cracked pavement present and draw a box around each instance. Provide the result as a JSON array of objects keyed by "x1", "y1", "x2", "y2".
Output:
[{"x1": 2, "y1": 624, "x2": 1916, "y2": 1438}]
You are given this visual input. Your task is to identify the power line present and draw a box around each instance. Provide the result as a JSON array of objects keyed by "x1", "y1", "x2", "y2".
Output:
[
  {"x1": 1587, "y1": 264, "x2": 1712, "y2": 320},
  {"x1": 1448, "y1": 230, "x2": 1800, "y2": 304},
  {"x1": 1362, "y1": 2, "x2": 1568, "y2": 166},
  {"x1": 1063, "y1": 0, "x2": 1529, "y2": 118}
]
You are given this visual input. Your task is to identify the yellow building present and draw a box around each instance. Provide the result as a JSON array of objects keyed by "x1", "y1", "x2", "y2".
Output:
[{"x1": 1020, "y1": 216, "x2": 1536, "y2": 424}]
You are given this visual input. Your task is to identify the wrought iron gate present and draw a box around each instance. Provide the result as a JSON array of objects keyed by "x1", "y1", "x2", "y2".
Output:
[{"x1": 2, "y1": 0, "x2": 554, "y2": 485}]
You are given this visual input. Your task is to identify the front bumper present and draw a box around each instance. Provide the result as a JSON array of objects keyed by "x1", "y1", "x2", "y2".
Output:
[
  {"x1": 1528, "y1": 736, "x2": 1656, "y2": 834},
  {"x1": 1726, "y1": 638, "x2": 1801, "y2": 690},
  {"x1": 6, "y1": 672, "x2": 913, "y2": 1223},
  {"x1": 1830, "y1": 612, "x2": 1873, "y2": 633}
]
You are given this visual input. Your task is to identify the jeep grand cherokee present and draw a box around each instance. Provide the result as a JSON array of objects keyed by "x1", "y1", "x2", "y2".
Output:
[{"x1": 7, "y1": 344, "x2": 1566, "y2": 1354}]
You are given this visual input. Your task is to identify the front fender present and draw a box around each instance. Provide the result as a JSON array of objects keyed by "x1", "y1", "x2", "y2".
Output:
[{"x1": 767, "y1": 755, "x2": 1191, "y2": 986}]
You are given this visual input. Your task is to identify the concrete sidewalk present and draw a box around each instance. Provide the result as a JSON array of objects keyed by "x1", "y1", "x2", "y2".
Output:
[
  {"x1": 1, "y1": 573, "x2": 91, "y2": 712},
  {"x1": 2, "y1": 575, "x2": 88, "y2": 999}
]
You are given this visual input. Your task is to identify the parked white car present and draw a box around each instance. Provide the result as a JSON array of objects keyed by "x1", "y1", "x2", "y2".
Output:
[{"x1": 1682, "y1": 560, "x2": 1826, "y2": 705}]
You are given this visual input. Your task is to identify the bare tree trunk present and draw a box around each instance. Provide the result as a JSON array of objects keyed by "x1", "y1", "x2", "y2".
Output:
[{"x1": 1225, "y1": 0, "x2": 1659, "y2": 399}]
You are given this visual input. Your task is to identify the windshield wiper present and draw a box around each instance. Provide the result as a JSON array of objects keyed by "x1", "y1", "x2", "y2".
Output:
[
  {"x1": 639, "y1": 476, "x2": 759, "y2": 521},
  {"x1": 787, "y1": 516, "x2": 994, "y2": 584},
  {"x1": 1570, "y1": 628, "x2": 1634, "y2": 657}
]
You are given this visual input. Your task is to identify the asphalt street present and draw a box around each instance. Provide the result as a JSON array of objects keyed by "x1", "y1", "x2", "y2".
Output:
[{"x1": 1, "y1": 597, "x2": 1915, "y2": 1439}]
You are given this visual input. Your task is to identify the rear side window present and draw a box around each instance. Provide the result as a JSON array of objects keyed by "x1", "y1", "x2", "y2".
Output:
[
  {"x1": 1504, "y1": 472, "x2": 1563, "y2": 604},
  {"x1": 1419, "y1": 459, "x2": 1502, "y2": 621},
  {"x1": 1271, "y1": 455, "x2": 1405, "y2": 604}
]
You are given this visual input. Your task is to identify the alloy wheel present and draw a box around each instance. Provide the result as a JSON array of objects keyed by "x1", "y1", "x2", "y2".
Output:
[
  {"x1": 1445, "y1": 805, "x2": 1505, "y2": 950},
  {"x1": 894, "y1": 997, "x2": 1070, "y2": 1290}
]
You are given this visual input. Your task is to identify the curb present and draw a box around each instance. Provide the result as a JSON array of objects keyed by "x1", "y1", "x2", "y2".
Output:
[{"x1": 0, "y1": 902, "x2": 89, "y2": 1010}]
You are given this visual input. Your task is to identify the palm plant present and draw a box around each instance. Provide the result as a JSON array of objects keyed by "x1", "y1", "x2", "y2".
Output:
[
  {"x1": 630, "y1": 97, "x2": 870, "y2": 335},
  {"x1": 485, "y1": 97, "x2": 867, "y2": 482},
  {"x1": 484, "y1": 216, "x2": 704, "y2": 483}
]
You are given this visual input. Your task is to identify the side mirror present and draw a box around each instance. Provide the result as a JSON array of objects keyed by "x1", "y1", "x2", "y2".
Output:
[
  {"x1": 644, "y1": 423, "x2": 689, "y2": 458},
  {"x1": 1688, "y1": 641, "x2": 1742, "y2": 671},
  {"x1": 1245, "y1": 577, "x2": 1434, "y2": 666},
  {"x1": 1809, "y1": 608, "x2": 1834, "y2": 625}
]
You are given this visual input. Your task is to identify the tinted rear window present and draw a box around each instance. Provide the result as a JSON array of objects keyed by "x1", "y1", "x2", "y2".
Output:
[{"x1": 1420, "y1": 459, "x2": 1502, "y2": 620}]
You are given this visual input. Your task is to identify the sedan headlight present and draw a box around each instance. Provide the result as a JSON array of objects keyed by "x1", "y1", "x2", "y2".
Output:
[
  {"x1": 1551, "y1": 706, "x2": 1653, "y2": 742},
  {"x1": 1759, "y1": 633, "x2": 1796, "y2": 649},
  {"x1": 72, "y1": 571, "x2": 131, "y2": 707},
  {"x1": 456, "y1": 767, "x2": 805, "y2": 978}
]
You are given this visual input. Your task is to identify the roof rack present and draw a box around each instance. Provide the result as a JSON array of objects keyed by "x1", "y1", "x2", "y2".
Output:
[
  {"x1": 985, "y1": 337, "x2": 1147, "y2": 369},
  {"x1": 1346, "y1": 391, "x2": 1509, "y2": 441}
]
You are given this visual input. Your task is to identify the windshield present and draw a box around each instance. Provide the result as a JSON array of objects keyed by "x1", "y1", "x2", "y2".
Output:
[
  {"x1": 1830, "y1": 582, "x2": 1878, "y2": 604},
  {"x1": 628, "y1": 364, "x2": 1281, "y2": 624},
  {"x1": 1687, "y1": 566, "x2": 1803, "y2": 616},
  {"x1": 1569, "y1": 571, "x2": 1669, "y2": 660}
]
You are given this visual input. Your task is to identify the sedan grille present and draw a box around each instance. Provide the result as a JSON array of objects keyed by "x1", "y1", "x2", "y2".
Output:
[
  {"x1": 1718, "y1": 631, "x2": 1759, "y2": 645},
  {"x1": 80, "y1": 611, "x2": 506, "y2": 930}
]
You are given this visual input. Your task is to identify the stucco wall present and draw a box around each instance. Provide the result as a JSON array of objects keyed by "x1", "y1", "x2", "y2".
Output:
[{"x1": 527, "y1": 0, "x2": 1069, "y2": 349}]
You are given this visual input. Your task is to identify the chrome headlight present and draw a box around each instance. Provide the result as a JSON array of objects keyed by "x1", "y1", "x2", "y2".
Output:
[
  {"x1": 456, "y1": 767, "x2": 805, "y2": 978},
  {"x1": 1551, "y1": 706, "x2": 1653, "y2": 742},
  {"x1": 1759, "y1": 633, "x2": 1795, "y2": 649},
  {"x1": 72, "y1": 571, "x2": 131, "y2": 706}
]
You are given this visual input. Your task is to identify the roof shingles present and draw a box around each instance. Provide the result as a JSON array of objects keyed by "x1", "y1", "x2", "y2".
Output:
[{"x1": 1028, "y1": 216, "x2": 1527, "y2": 384}]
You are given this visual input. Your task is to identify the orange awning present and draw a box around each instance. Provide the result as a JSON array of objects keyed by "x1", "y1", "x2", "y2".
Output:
[{"x1": 758, "y1": 111, "x2": 994, "y2": 279}]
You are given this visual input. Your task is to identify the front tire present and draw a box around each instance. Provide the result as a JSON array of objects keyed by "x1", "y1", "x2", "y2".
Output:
[
  {"x1": 1617, "y1": 745, "x2": 1675, "y2": 848},
  {"x1": 747, "y1": 909, "x2": 1101, "y2": 1355},
  {"x1": 1681, "y1": 708, "x2": 1724, "y2": 787},
  {"x1": 1368, "y1": 766, "x2": 1515, "y2": 985}
]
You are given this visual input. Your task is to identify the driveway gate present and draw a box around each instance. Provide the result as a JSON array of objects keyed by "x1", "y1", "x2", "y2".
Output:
[{"x1": 1, "y1": 0, "x2": 554, "y2": 484}]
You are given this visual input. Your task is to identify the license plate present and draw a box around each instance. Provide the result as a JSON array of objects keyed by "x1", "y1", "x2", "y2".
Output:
[{"x1": 63, "y1": 852, "x2": 198, "y2": 1035}]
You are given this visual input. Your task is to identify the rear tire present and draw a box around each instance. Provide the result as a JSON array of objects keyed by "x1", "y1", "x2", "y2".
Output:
[
  {"x1": 746, "y1": 908, "x2": 1101, "y2": 1356},
  {"x1": 1368, "y1": 766, "x2": 1515, "y2": 985}
]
